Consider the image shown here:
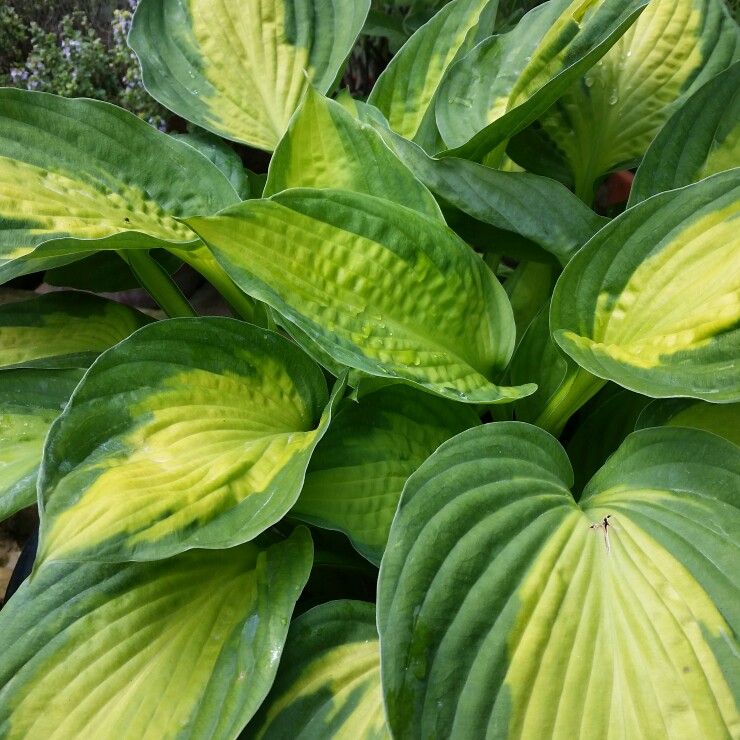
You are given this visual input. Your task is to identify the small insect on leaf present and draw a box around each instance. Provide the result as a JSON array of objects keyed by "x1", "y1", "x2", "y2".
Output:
[{"x1": 590, "y1": 514, "x2": 612, "y2": 553}]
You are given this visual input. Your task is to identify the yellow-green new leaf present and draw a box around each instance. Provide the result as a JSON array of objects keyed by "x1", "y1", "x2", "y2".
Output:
[
  {"x1": 629, "y1": 62, "x2": 740, "y2": 206},
  {"x1": 0, "y1": 528, "x2": 313, "y2": 740},
  {"x1": 436, "y1": 0, "x2": 648, "y2": 163},
  {"x1": 0, "y1": 292, "x2": 152, "y2": 370},
  {"x1": 130, "y1": 0, "x2": 370, "y2": 151},
  {"x1": 540, "y1": 0, "x2": 740, "y2": 201},
  {"x1": 186, "y1": 189, "x2": 533, "y2": 404},
  {"x1": 292, "y1": 385, "x2": 480, "y2": 565},
  {"x1": 378, "y1": 422, "x2": 740, "y2": 738},
  {"x1": 37, "y1": 318, "x2": 341, "y2": 564},
  {"x1": 0, "y1": 90, "x2": 240, "y2": 283},
  {"x1": 551, "y1": 170, "x2": 740, "y2": 401},
  {"x1": 245, "y1": 600, "x2": 388, "y2": 739},
  {"x1": 367, "y1": 0, "x2": 498, "y2": 152},
  {"x1": 0, "y1": 369, "x2": 83, "y2": 522},
  {"x1": 265, "y1": 86, "x2": 442, "y2": 220}
]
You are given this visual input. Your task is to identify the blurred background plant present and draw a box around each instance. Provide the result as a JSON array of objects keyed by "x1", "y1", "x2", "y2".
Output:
[{"x1": 0, "y1": 0, "x2": 170, "y2": 129}]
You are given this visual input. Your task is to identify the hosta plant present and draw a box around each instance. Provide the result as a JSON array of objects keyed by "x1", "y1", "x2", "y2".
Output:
[{"x1": 0, "y1": 0, "x2": 738, "y2": 738}]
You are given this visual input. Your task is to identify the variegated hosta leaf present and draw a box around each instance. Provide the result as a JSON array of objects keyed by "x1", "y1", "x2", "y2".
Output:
[
  {"x1": 551, "y1": 170, "x2": 740, "y2": 401},
  {"x1": 0, "y1": 528, "x2": 313, "y2": 740},
  {"x1": 185, "y1": 189, "x2": 533, "y2": 404},
  {"x1": 245, "y1": 600, "x2": 388, "y2": 739},
  {"x1": 0, "y1": 292, "x2": 152, "y2": 371},
  {"x1": 540, "y1": 0, "x2": 740, "y2": 201},
  {"x1": 378, "y1": 422, "x2": 740, "y2": 739},
  {"x1": 367, "y1": 0, "x2": 498, "y2": 153},
  {"x1": 369, "y1": 125, "x2": 607, "y2": 265},
  {"x1": 629, "y1": 62, "x2": 740, "y2": 206},
  {"x1": 0, "y1": 90, "x2": 240, "y2": 283},
  {"x1": 291, "y1": 385, "x2": 480, "y2": 565},
  {"x1": 0, "y1": 368, "x2": 83, "y2": 521},
  {"x1": 37, "y1": 318, "x2": 341, "y2": 564},
  {"x1": 636, "y1": 397, "x2": 740, "y2": 446},
  {"x1": 264, "y1": 86, "x2": 442, "y2": 220},
  {"x1": 436, "y1": 0, "x2": 648, "y2": 163},
  {"x1": 129, "y1": 0, "x2": 370, "y2": 151}
]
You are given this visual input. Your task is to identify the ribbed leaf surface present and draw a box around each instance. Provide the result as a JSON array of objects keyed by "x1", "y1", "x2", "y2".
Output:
[
  {"x1": 130, "y1": 0, "x2": 370, "y2": 150},
  {"x1": 0, "y1": 528, "x2": 313, "y2": 740},
  {"x1": 37, "y1": 318, "x2": 340, "y2": 563},
  {"x1": 378, "y1": 422, "x2": 740, "y2": 738}
]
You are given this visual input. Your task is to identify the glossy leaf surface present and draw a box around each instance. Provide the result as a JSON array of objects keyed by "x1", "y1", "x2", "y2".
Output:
[
  {"x1": 246, "y1": 600, "x2": 388, "y2": 739},
  {"x1": 0, "y1": 90, "x2": 239, "y2": 282},
  {"x1": 0, "y1": 369, "x2": 82, "y2": 521},
  {"x1": 0, "y1": 292, "x2": 152, "y2": 370},
  {"x1": 186, "y1": 189, "x2": 532, "y2": 404},
  {"x1": 37, "y1": 318, "x2": 339, "y2": 563},
  {"x1": 551, "y1": 171, "x2": 740, "y2": 401},
  {"x1": 539, "y1": 0, "x2": 739, "y2": 200},
  {"x1": 378, "y1": 422, "x2": 740, "y2": 738},
  {"x1": 130, "y1": 0, "x2": 370, "y2": 150},
  {"x1": 0, "y1": 528, "x2": 313, "y2": 740},
  {"x1": 292, "y1": 385, "x2": 480, "y2": 564},
  {"x1": 629, "y1": 62, "x2": 740, "y2": 206}
]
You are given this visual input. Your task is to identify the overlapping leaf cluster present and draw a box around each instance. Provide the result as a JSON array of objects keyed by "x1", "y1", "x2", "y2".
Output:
[{"x1": 0, "y1": 0, "x2": 738, "y2": 737}]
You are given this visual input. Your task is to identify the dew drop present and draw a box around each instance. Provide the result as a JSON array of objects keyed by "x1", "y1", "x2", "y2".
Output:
[
  {"x1": 584, "y1": 75, "x2": 595, "y2": 88},
  {"x1": 608, "y1": 90, "x2": 619, "y2": 105}
]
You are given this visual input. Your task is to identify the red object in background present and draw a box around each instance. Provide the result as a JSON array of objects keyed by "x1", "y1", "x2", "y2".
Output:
[{"x1": 607, "y1": 170, "x2": 634, "y2": 205}]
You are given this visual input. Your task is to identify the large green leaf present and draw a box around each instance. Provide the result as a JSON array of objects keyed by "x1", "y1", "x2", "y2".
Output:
[
  {"x1": 0, "y1": 292, "x2": 152, "y2": 370},
  {"x1": 550, "y1": 170, "x2": 740, "y2": 401},
  {"x1": 265, "y1": 86, "x2": 442, "y2": 220},
  {"x1": 185, "y1": 189, "x2": 533, "y2": 404},
  {"x1": 368, "y1": 125, "x2": 607, "y2": 265},
  {"x1": 436, "y1": 0, "x2": 648, "y2": 162},
  {"x1": 245, "y1": 600, "x2": 388, "y2": 739},
  {"x1": 36, "y1": 318, "x2": 342, "y2": 564},
  {"x1": 540, "y1": 0, "x2": 740, "y2": 201},
  {"x1": 367, "y1": 0, "x2": 498, "y2": 152},
  {"x1": 378, "y1": 422, "x2": 740, "y2": 738},
  {"x1": 0, "y1": 368, "x2": 83, "y2": 522},
  {"x1": 0, "y1": 90, "x2": 239, "y2": 283},
  {"x1": 291, "y1": 385, "x2": 480, "y2": 565},
  {"x1": 636, "y1": 397, "x2": 740, "y2": 447},
  {"x1": 129, "y1": 0, "x2": 370, "y2": 151},
  {"x1": 629, "y1": 62, "x2": 740, "y2": 206},
  {"x1": 0, "y1": 527, "x2": 312, "y2": 739}
]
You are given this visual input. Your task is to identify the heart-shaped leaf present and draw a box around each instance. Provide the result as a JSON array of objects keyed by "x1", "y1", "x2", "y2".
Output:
[
  {"x1": 0, "y1": 369, "x2": 82, "y2": 521},
  {"x1": 436, "y1": 0, "x2": 648, "y2": 162},
  {"x1": 367, "y1": 0, "x2": 498, "y2": 152},
  {"x1": 37, "y1": 318, "x2": 342, "y2": 564},
  {"x1": 0, "y1": 527, "x2": 313, "y2": 740},
  {"x1": 130, "y1": 0, "x2": 370, "y2": 151},
  {"x1": 551, "y1": 170, "x2": 740, "y2": 401},
  {"x1": 539, "y1": 0, "x2": 740, "y2": 201},
  {"x1": 0, "y1": 292, "x2": 152, "y2": 370},
  {"x1": 292, "y1": 385, "x2": 480, "y2": 564},
  {"x1": 185, "y1": 189, "x2": 533, "y2": 404},
  {"x1": 265, "y1": 86, "x2": 442, "y2": 220},
  {"x1": 245, "y1": 600, "x2": 388, "y2": 739},
  {"x1": 0, "y1": 90, "x2": 239, "y2": 283},
  {"x1": 378, "y1": 422, "x2": 740, "y2": 738},
  {"x1": 629, "y1": 62, "x2": 740, "y2": 206}
]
